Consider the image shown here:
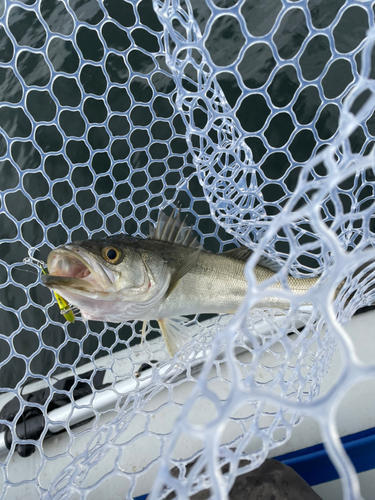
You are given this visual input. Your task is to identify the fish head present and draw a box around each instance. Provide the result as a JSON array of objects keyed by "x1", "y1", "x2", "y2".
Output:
[{"x1": 41, "y1": 235, "x2": 168, "y2": 321}]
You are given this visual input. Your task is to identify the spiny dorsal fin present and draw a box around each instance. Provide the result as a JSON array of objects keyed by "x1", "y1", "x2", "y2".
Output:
[
  {"x1": 224, "y1": 247, "x2": 282, "y2": 273},
  {"x1": 149, "y1": 208, "x2": 201, "y2": 249}
]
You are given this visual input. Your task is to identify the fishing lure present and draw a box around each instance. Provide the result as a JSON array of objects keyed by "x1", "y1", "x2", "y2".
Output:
[
  {"x1": 23, "y1": 254, "x2": 75, "y2": 323},
  {"x1": 41, "y1": 268, "x2": 75, "y2": 323}
]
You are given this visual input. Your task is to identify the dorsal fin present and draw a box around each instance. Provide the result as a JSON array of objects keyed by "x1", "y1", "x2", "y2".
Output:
[
  {"x1": 224, "y1": 247, "x2": 253, "y2": 261},
  {"x1": 224, "y1": 247, "x2": 282, "y2": 272},
  {"x1": 256, "y1": 255, "x2": 282, "y2": 273},
  {"x1": 149, "y1": 208, "x2": 201, "y2": 249}
]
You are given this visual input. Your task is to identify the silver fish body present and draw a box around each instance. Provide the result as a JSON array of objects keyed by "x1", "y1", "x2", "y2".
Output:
[
  {"x1": 142, "y1": 247, "x2": 317, "y2": 319},
  {"x1": 41, "y1": 209, "x2": 318, "y2": 354}
]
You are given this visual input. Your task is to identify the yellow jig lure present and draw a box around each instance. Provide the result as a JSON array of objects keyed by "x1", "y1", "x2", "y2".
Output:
[
  {"x1": 23, "y1": 253, "x2": 75, "y2": 323},
  {"x1": 41, "y1": 268, "x2": 75, "y2": 323}
]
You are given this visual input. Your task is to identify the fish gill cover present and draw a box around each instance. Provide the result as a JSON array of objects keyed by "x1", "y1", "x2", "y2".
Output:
[{"x1": 0, "y1": 0, "x2": 375, "y2": 498}]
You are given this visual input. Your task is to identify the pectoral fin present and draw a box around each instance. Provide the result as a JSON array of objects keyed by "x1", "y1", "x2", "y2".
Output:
[
  {"x1": 158, "y1": 317, "x2": 196, "y2": 356},
  {"x1": 167, "y1": 249, "x2": 200, "y2": 297}
]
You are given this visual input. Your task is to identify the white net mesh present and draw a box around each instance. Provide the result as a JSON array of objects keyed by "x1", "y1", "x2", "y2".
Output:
[{"x1": 1, "y1": 0, "x2": 375, "y2": 498}]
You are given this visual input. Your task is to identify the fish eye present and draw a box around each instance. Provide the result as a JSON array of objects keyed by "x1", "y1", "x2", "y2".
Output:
[{"x1": 102, "y1": 246, "x2": 121, "y2": 264}]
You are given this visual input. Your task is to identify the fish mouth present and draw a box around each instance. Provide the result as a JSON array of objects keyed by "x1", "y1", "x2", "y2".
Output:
[{"x1": 41, "y1": 246, "x2": 115, "y2": 293}]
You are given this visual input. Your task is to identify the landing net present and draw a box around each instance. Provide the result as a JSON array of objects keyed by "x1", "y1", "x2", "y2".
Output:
[{"x1": 0, "y1": 0, "x2": 375, "y2": 499}]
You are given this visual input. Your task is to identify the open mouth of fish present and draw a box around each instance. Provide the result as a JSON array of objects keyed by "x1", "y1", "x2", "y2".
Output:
[{"x1": 41, "y1": 246, "x2": 115, "y2": 292}]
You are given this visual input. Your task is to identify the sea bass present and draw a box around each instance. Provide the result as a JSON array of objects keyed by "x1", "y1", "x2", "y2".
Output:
[{"x1": 41, "y1": 209, "x2": 319, "y2": 355}]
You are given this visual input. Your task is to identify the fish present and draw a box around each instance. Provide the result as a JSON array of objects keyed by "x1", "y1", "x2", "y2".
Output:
[{"x1": 41, "y1": 208, "x2": 320, "y2": 355}]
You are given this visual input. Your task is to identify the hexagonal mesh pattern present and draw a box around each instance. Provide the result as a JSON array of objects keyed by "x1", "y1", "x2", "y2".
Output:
[{"x1": 1, "y1": 0, "x2": 375, "y2": 498}]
